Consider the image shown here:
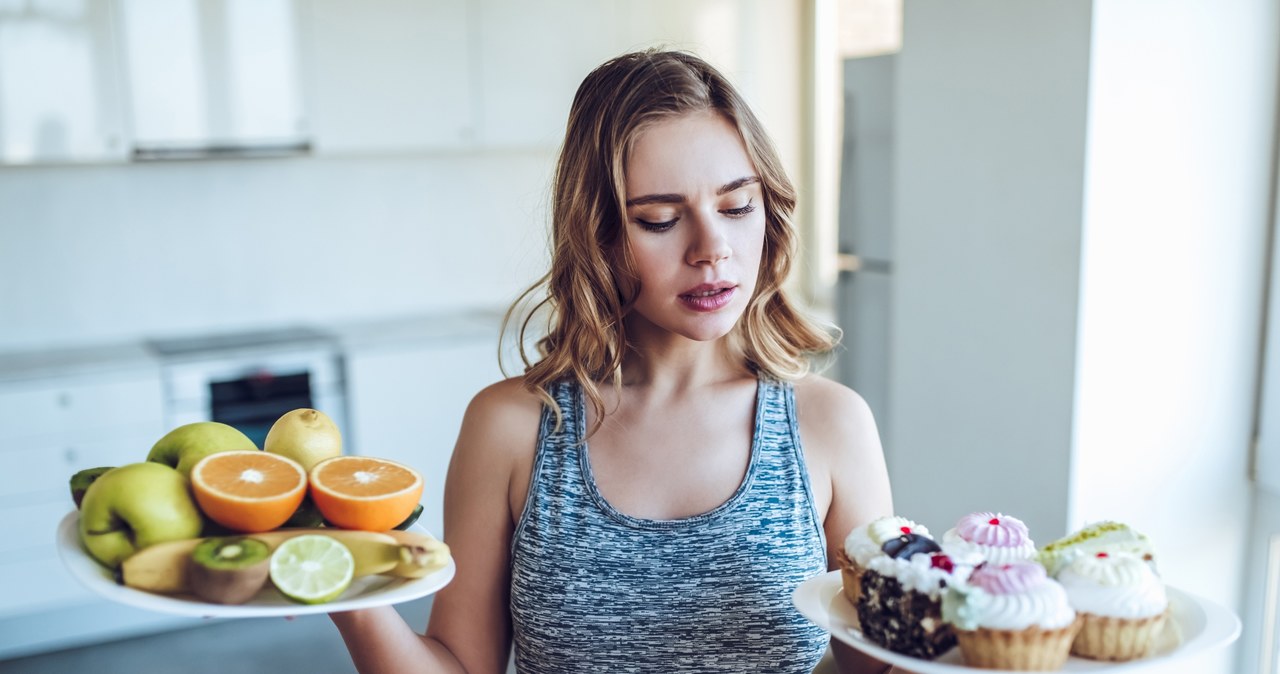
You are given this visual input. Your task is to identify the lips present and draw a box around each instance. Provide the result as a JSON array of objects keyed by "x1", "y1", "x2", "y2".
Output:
[{"x1": 678, "y1": 283, "x2": 737, "y2": 312}]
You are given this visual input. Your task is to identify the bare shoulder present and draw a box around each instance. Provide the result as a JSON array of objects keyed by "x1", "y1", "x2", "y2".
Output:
[
  {"x1": 791, "y1": 373, "x2": 893, "y2": 554},
  {"x1": 791, "y1": 373, "x2": 880, "y2": 459},
  {"x1": 792, "y1": 372, "x2": 872, "y2": 416},
  {"x1": 467, "y1": 375, "x2": 544, "y2": 423},
  {"x1": 447, "y1": 375, "x2": 544, "y2": 497},
  {"x1": 457, "y1": 376, "x2": 544, "y2": 450}
]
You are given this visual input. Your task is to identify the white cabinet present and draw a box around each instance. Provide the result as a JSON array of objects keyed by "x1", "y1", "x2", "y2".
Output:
[
  {"x1": 302, "y1": 0, "x2": 474, "y2": 154},
  {"x1": 346, "y1": 338, "x2": 502, "y2": 539},
  {"x1": 472, "y1": 0, "x2": 620, "y2": 148},
  {"x1": 0, "y1": 367, "x2": 166, "y2": 619},
  {"x1": 0, "y1": 0, "x2": 128, "y2": 163},
  {"x1": 114, "y1": 0, "x2": 309, "y2": 158}
]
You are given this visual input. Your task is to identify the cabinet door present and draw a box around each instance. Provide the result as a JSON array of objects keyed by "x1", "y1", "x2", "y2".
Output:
[
  {"x1": 346, "y1": 340, "x2": 502, "y2": 538},
  {"x1": 114, "y1": 0, "x2": 308, "y2": 155},
  {"x1": 303, "y1": 0, "x2": 473, "y2": 154},
  {"x1": 473, "y1": 0, "x2": 621, "y2": 148},
  {"x1": 0, "y1": 0, "x2": 128, "y2": 163},
  {"x1": 0, "y1": 369, "x2": 164, "y2": 619}
]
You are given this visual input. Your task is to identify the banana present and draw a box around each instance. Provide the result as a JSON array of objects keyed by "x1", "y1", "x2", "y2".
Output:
[
  {"x1": 118, "y1": 528, "x2": 446, "y2": 595},
  {"x1": 382, "y1": 529, "x2": 451, "y2": 578}
]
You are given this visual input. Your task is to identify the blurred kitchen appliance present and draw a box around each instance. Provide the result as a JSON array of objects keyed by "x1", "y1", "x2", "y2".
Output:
[
  {"x1": 837, "y1": 54, "x2": 896, "y2": 448},
  {"x1": 146, "y1": 327, "x2": 346, "y2": 448}
]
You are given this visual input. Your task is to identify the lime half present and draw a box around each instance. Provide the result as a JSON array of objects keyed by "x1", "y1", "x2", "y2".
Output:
[{"x1": 269, "y1": 535, "x2": 355, "y2": 604}]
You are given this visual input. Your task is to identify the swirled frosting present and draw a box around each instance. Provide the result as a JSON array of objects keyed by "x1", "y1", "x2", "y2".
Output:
[
  {"x1": 942, "y1": 561, "x2": 1076, "y2": 631},
  {"x1": 1056, "y1": 552, "x2": 1167, "y2": 619},
  {"x1": 942, "y1": 512, "x2": 1037, "y2": 564},
  {"x1": 844, "y1": 516, "x2": 931, "y2": 566}
]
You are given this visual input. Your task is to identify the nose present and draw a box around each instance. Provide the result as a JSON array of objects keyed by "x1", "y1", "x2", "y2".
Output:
[{"x1": 686, "y1": 212, "x2": 732, "y2": 267}]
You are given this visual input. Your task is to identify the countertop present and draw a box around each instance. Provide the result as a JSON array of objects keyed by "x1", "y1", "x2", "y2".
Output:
[{"x1": 0, "y1": 307, "x2": 507, "y2": 384}]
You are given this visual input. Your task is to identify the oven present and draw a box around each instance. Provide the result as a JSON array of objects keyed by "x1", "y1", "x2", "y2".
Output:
[{"x1": 146, "y1": 327, "x2": 348, "y2": 449}]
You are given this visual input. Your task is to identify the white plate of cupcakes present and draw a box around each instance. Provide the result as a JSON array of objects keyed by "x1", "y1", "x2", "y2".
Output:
[{"x1": 795, "y1": 514, "x2": 1241, "y2": 673}]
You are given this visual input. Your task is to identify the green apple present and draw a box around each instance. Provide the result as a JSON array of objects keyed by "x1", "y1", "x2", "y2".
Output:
[
  {"x1": 69, "y1": 466, "x2": 114, "y2": 509},
  {"x1": 146, "y1": 421, "x2": 257, "y2": 476},
  {"x1": 78, "y1": 462, "x2": 203, "y2": 568}
]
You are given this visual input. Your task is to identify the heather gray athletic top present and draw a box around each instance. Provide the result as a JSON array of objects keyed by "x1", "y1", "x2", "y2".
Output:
[{"x1": 509, "y1": 377, "x2": 830, "y2": 673}]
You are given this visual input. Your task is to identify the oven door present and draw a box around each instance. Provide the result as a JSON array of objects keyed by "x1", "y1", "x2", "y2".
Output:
[{"x1": 160, "y1": 347, "x2": 347, "y2": 450}]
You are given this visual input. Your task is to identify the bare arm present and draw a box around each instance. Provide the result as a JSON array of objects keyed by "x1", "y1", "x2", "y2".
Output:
[
  {"x1": 330, "y1": 379, "x2": 540, "y2": 674},
  {"x1": 795, "y1": 376, "x2": 895, "y2": 674}
]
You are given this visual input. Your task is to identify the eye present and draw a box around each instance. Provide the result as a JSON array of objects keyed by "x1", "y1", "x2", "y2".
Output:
[
  {"x1": 722, "y1": 200, "x2": 756, "y2": 218},
  {"x1": 635, "y1": 217, "x2": 678, "y2": 232}
]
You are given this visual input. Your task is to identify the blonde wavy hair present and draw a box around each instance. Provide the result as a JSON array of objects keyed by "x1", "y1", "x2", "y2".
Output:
[{"x1": 503, "y1": 49, "x2": 835, "y2": 433}]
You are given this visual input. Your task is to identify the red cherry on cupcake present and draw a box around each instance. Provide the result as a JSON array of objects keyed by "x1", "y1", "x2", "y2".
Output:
[
  {"x1": 988, "y1": 517, "x2": 1000, "y2": 525},
  {"x1": 1097, "y1": 552, "x2": 1109, "y2": 558},
  {"x1": 930, "y1": 554, "x2": 955, "y2": 573}
]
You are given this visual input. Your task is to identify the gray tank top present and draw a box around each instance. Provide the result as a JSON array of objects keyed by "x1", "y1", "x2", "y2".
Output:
[{"x1": 509, "y1": 376, "x2": 829, "y2": 673}]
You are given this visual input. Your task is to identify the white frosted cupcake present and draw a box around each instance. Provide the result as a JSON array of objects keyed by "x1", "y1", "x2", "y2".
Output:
[
  {"x1": 943, "y1": 512, "x2": 1038, "y2": 564},
  {"x1": 1057, "y1": 551, "x2": 1168, "y2": 661},
  {"x1": 942, "y1": 561, "x2": 1081, "y2": 670},
  {"x1": 838, "y1": 516, "x2": 930, "y2": 627}
]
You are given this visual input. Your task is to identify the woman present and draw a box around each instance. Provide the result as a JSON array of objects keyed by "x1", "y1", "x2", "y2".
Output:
[{"x1": 331, "y1": 49, "x2": 894, "y2": 674}]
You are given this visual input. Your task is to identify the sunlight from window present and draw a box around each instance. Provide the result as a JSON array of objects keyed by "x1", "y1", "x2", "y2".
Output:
[{"x1": 838, "y1": 0, "x2": 902, "y2": 59}]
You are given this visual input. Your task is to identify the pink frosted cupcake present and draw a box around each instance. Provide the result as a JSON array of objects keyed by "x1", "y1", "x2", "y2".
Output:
[
  {"x1": 943, "y1": 512, "x2": 1037, "y2": 564},
  {"x1": 942, "y1": 561, "x2": 1082, "y2": 670}
]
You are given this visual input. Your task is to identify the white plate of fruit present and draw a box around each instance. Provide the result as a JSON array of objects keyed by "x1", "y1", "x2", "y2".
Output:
[{"x1": 57, "y1": 409, "x2": 455, "y2": 618}]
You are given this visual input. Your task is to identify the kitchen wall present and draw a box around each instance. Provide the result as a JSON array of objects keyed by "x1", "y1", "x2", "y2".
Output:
[{"x1": 0, "y1": 152, "x2": 554, "y2": 351}]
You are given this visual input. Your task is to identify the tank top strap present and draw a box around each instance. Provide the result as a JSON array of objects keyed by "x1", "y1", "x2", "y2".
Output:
[
  {"x1": 752, "y1": 374, "x2": 828, "y2": 557},
  {"x1": 511, "y1": 378, "x2": 583, "y2": 550}
]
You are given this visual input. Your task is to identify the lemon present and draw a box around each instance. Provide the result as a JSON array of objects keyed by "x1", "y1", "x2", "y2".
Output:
[
  {"x1": 269, "y1": 535, "x2": 354, "y2": 604},
  {"x1": 264, "y1": 408, "x2": 343, "y2": 472}
]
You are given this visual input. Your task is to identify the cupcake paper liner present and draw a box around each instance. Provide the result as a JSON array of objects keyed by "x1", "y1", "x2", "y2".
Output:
[
  {"x1": 954, "y1": 618, "x2": 1082, "y2": 671},
  {"x1": 836, "y1": 547, "x2": 865, "y2": 630},
  {"x1": 1071, "y1": 610, "x2": 1168, "y2": 662}
]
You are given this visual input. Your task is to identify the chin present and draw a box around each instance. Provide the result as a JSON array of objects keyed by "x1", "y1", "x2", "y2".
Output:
[{"x1": 672, "y1": 314, "x2": 743, "y2": 342}]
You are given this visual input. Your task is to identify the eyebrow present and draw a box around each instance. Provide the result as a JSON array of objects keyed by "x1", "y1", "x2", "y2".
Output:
[{"x1": 625, "y1": 176, "x2": 761, "y2": 207}]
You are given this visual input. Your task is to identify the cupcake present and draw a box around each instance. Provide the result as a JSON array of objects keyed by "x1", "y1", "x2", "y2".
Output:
[
  {"x1": 1040, "y1": 521, "x2": 1156, "y2": 577},
  {"x1": 943, "y1": 512, "x2": 1038, "y2": 564},
  {"x1": 858, "y1": 532, "x2": 973, "y2": 659},
  {"x1": 942, "y1": 561, "x2": 1081, "y2": 670},
  {"x1": 1057, "y1": 551, "x2": 1168, "y2": 661},
  {"x1": 838, "y1": 516, "x2": 931, "y2": 627}
]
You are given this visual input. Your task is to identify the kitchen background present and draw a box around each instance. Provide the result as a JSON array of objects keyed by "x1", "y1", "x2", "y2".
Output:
[{"x1": 1, "y1": 1, "x2": 1277, "y2": 673}]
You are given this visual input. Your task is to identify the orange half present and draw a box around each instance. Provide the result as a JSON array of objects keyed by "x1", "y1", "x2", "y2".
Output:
[
  {"x1": 191, "y1": 450, "x2": 307, "y2": 533},
  {"x1": 309, "y1": 456, "x2": 423, "y2": 531}
]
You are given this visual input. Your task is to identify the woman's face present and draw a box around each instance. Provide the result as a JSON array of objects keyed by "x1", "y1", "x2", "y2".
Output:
[{"x1": 621, "y1": 110, "x2": 766, "y2": 344}]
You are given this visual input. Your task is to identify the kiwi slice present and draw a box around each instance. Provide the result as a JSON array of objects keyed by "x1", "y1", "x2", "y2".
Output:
[
  {"x1": 68, "y1": 466, "x2": 114, "y2": 509},
  {"x1": 188, "y1": 537, "x2": 271, "y2": 605}
]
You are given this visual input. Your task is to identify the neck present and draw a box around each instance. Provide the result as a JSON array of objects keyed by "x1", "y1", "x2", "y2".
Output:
[{"x1": 618, "y1": 320, "x2": 752, "y2": 393}]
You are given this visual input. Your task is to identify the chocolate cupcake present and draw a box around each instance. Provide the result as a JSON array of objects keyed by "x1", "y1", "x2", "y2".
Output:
[{"x1": 857, "y1": 531, "x2": 969, "y2": 659}]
